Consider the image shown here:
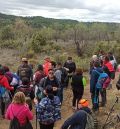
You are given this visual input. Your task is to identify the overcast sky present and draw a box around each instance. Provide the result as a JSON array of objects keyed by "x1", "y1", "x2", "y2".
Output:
[{"x1": 0, "y1": 0, "x2": 120, "y2": 22}]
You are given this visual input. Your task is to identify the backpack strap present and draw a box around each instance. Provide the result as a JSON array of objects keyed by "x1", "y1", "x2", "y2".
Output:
[
  {"x1": 11, "y1": 105, "x2": 25, "y2": 117},
  {"x1": 93, "y1": 70, "x2": 101, "y2": 75}
]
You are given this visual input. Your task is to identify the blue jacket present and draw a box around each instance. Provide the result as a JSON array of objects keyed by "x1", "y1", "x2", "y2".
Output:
[
  {"x1": 36, "y1": 96, "x2": 61, "y2": 124},
  {"x1": 90, "y1": 67, "x2": 103, "y2": 93},
  {"x1": 61, "y1": 110, "x2": 87, "y2": 129}
]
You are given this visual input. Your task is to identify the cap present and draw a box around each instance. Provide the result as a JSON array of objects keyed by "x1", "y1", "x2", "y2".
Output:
[
  {"x1": 79, "y1": 99, "x2": 89, "y2": 107},
  {"x1": 22, "y1": 58, "x2": 28, "y2": 62}
]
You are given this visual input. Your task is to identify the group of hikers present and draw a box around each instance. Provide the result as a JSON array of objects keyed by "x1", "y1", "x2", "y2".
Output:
[{"x1": 0, "y1": 50, "x2": 119, "y2": 129}]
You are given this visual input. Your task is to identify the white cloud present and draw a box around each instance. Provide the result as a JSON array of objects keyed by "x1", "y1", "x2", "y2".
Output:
[{"x1": 0, "y1": 0, "x2": 120, "y2": 22}]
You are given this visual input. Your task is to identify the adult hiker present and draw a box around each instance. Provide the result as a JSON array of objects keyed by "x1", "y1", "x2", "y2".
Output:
[
  {"x1": 17, "y1": 57, "x2": 33, "y2": 82},
  {"x1": 63, "y1": 56, "x2": 76, "y2": 88},
  {"x1": 5, "y1": 92, "x2": 33, "y2": 129},
  {"x1": 43, "y1": 57, "x2": 52, "y2": 76},
  {"x1": 35, "y1": 85, "x2": 61, "y2": 129},
  {"x1": 61, "y1": 99, "x2": 97, "y2": 129},
  {"x1": 16, "y1": 77, "x2": 35, "y2": 110},
  {"x1": 71, "y1": 68, "x2": 86, "y2": 110},
  {"x1": 33, "y1": 64, "x2": 45, "y2": 98},
  {"x1": 90, "y1": 61, "x2": 103, "y2": 111},
  {"x1": 55, "y1": 62, "x2": 68, "y2": 103},
  {"x1": 0, "y1": 66, "x2": 14, "y2": 118},
  {"x1": 38, "y1": 68, "x2": 61, "y2": 97},
  {"x1": 103, "y1": 56, "x2": 115, "y2": 89}
]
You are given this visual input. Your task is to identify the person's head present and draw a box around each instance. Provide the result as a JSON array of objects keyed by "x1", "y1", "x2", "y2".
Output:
[
  {"x1": 76, "y1": 68, "x2": 83, "y2": 75},
  {"x1": 92, "y1": 55, "x2": 97, "y2": 61},
  {"x1": 56, "y1": 62, "x2": 62, "y2": 69},
  {"x1": 94, "y1": 61, "x2": 100, "y2": 68},
  {"x1": 45, "y1": 85, "x2": 54, "y2": 100},
  {"x1": 22, "y1": 77, "x2": 30, "y2": 85},
  {"x1": 0, "y1": 66, "x2": 5, "y2": 75},
  {"x1": 51, "y1": 61, "x2": 56, "y2": 69},
  {"x1": 109, "y1": 55, "x2": 114, "y2": 61},
  {"x1": 78, "y1": 99, "x2": 89, "y2": 109},
  {"x1": 21, "y1": 57, "x2": 28, "y2": 64},
  {"x1": 44, "y1": 57, "x2": 51, "y2": 63},
  {"x1": 3, "y1": 66, "x2": 10, "y2": 72},
  {"x1": 37, "y1": 64, "x2": 43, "y2": 71},
  {"x1": 12, "y1": 92, "x2": 26, "y2": 104},
  {"x1": 104, "y1": 56, "x2": 110, "y2": 62},
  {"x1": 48, "y1": 69, "x2": 54, "y2": 79},
  {"x1": 67, "y1": 56, "x2": 72, "y2": 63}
]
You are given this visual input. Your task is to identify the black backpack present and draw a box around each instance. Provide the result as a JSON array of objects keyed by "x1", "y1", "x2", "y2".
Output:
[{"x1": 9, "y1": 106, "x2": 33, "y2": 129}]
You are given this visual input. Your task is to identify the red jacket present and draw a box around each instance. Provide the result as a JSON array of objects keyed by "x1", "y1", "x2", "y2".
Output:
[
  {"x1": 104, "y1": 61, "x2": 115, "y2": 72},
  {"x1": 5, "y1": 103, "x2": 33, "y2": 125},
  {"x1": 43, "y1": 62, "x2": 52, "y2": 76},
  {"x1": 0, "y1": 75, "x2": 13, "y2": 91}
]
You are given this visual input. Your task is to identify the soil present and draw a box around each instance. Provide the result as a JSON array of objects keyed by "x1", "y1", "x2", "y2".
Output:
[{"x1": 0, "y1": 49, "x2": 120, "y2": 129}]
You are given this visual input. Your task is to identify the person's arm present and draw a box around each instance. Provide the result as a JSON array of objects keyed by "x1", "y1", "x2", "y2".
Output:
[
  {"x1": 90, "y1": 71, "x2": 96, "y2": 93},
  {"x1": 2, "y1": 76, "x2": 14, "y2": 91},
  {"x1": 5, "y1": 105, "x2": 11, "y2": 120},
  {"x1": 26, "y1": 106, "x2": 34, "y2": 120}
]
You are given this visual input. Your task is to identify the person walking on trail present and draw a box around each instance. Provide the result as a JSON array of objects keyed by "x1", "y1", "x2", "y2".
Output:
[
  {"x1": 71, "y1": 68, "x2": 86, "y2": 110},
  {"x1": 90, "y1": 61, "x2": 103, "y2": 111},
  {"x1": 43, "y1": 57, "x2": 52, "y2": 76},
  {"x1": 63, "y1": 56, "x2": 76, "y2": 88},
  {"x1": 61, "y1": 99, "x2": 97, "y2": 129},
  {"x1": 17, "y1": 57, "x2": 33, "y2": 82},
  {"x1": 54, "y1": 62, "x2": 68, "y2": 103},
  {"x1": 16, "y1": 77, "x2": 35, "y2": 110},
  {"x1": 38, "y1": 68, "x2": 61, "y2": 97},
  {"x1": 35, "y1": 85, "x2": 61, "y2": 129},
  {"x1": 5, "y1": 92, "x2": 33, "y2": 129},
  {"x1": 103, "y1": 56, "x2": 115, "y2": 89},
  {"x1": 0, "y1": 66, "x2": 14, "y2": 118}
]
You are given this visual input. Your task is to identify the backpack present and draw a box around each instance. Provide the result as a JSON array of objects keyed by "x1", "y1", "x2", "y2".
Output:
[
  {"x1": 19, "y1": 65, "x2": 31, "y2": 79},
  {"x1": 9, "y1": 106, "x2": 33, "y2": 129},
  {"x1": 94, "y1": 70, "x2": 110, "y2": 89},
  {"x1": 85, "y1": 112, "x2": 98, "y2": 129},
  {"x1": 37, "y1": 96, "x2": 61, "y2": 124}
]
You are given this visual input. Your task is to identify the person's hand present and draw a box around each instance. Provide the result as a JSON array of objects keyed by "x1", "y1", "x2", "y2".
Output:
[
  {"x1": 53, "y1": 87, "x2": 58, "y2": 91},
  {"x1": 34, "y1": 98, "x2": 38, "y2": 104}
]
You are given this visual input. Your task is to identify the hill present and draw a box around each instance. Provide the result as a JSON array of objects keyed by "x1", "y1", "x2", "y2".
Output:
[{"x1": 0, "y1": 13, "x2": 78, "y2": 29}]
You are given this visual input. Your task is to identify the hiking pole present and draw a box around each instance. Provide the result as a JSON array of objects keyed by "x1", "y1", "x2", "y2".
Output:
[
  {"x1": 102, "y1": 96, "x2": 119, "y2": 129},
  {"x1": 36, "y1": 108, "x2": 37, "y2": 129}
]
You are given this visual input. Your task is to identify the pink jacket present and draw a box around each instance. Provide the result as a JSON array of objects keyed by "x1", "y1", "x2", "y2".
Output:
[{"x1": 5, "y1": 103, "x2": 33, "y2": 125}]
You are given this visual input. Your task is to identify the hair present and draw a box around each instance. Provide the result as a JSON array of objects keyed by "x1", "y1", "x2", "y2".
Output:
[
  {"x1": 37, "y1": 64, "x2": 43, "y2": 71},
  {"x1": 51, "y1": 61, "x2": 56, "y2": 67},
  {"x1": 45, "y1": 85, "x2": 54, "y2": 100},
  {"x1": 94, "y1": 61, "x2": 100, "y2": 67},
  {"x1": 0, "y1": 66, "x2": 5, "y2": 75},
  {"x1": 68, "y1": 56, "x2": 72, "y2": 60},
  {"x1": 48, "y1": 68, "x2": 54, "y2": 72},
  {"x1": 3, "y1": 66, "x2": 9, "y2": 72},
  {"x1": 76, "y1": 68, "x2": 83, "y2": 75},
  {"x1": 109, "y1": 55, "x2": 114, "y2": 61},
  {"x1": 57, "y1": 62, "x2": 62, "y2": 66},
  {"x1": 12, "y1": 92, "x2": 26, "y2": 104},
  {"x1": 21, "y1": 77, "x2": 30, "y2": 85},
  {"x1": 104, "y1": 56, "x2": 110, "y2": 62}
]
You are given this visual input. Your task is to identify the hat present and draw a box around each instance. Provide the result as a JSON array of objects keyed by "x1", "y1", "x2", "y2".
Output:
[
  {"x1": 79, "y1": 99, "x2": 89, "y2": 107},
  {"x1": 22, "y1": 58, "x2": 28, "y2": 62},
  {"x1": 92, "y1": 55, "x2": 97, "y2": 61}
]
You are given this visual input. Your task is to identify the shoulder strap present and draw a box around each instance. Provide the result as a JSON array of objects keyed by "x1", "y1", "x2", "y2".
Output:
[
  {"x1": 93, "y1": 70, "x2": 101, "y2": 75},
  {"x1": 11, "y1": 105, "x2": 25, "y2": 117}
]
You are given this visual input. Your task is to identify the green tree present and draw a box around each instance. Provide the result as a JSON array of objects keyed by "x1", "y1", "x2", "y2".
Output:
[{"x1": 31, "y1": 33, "x2": 47, "y2": 53}]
